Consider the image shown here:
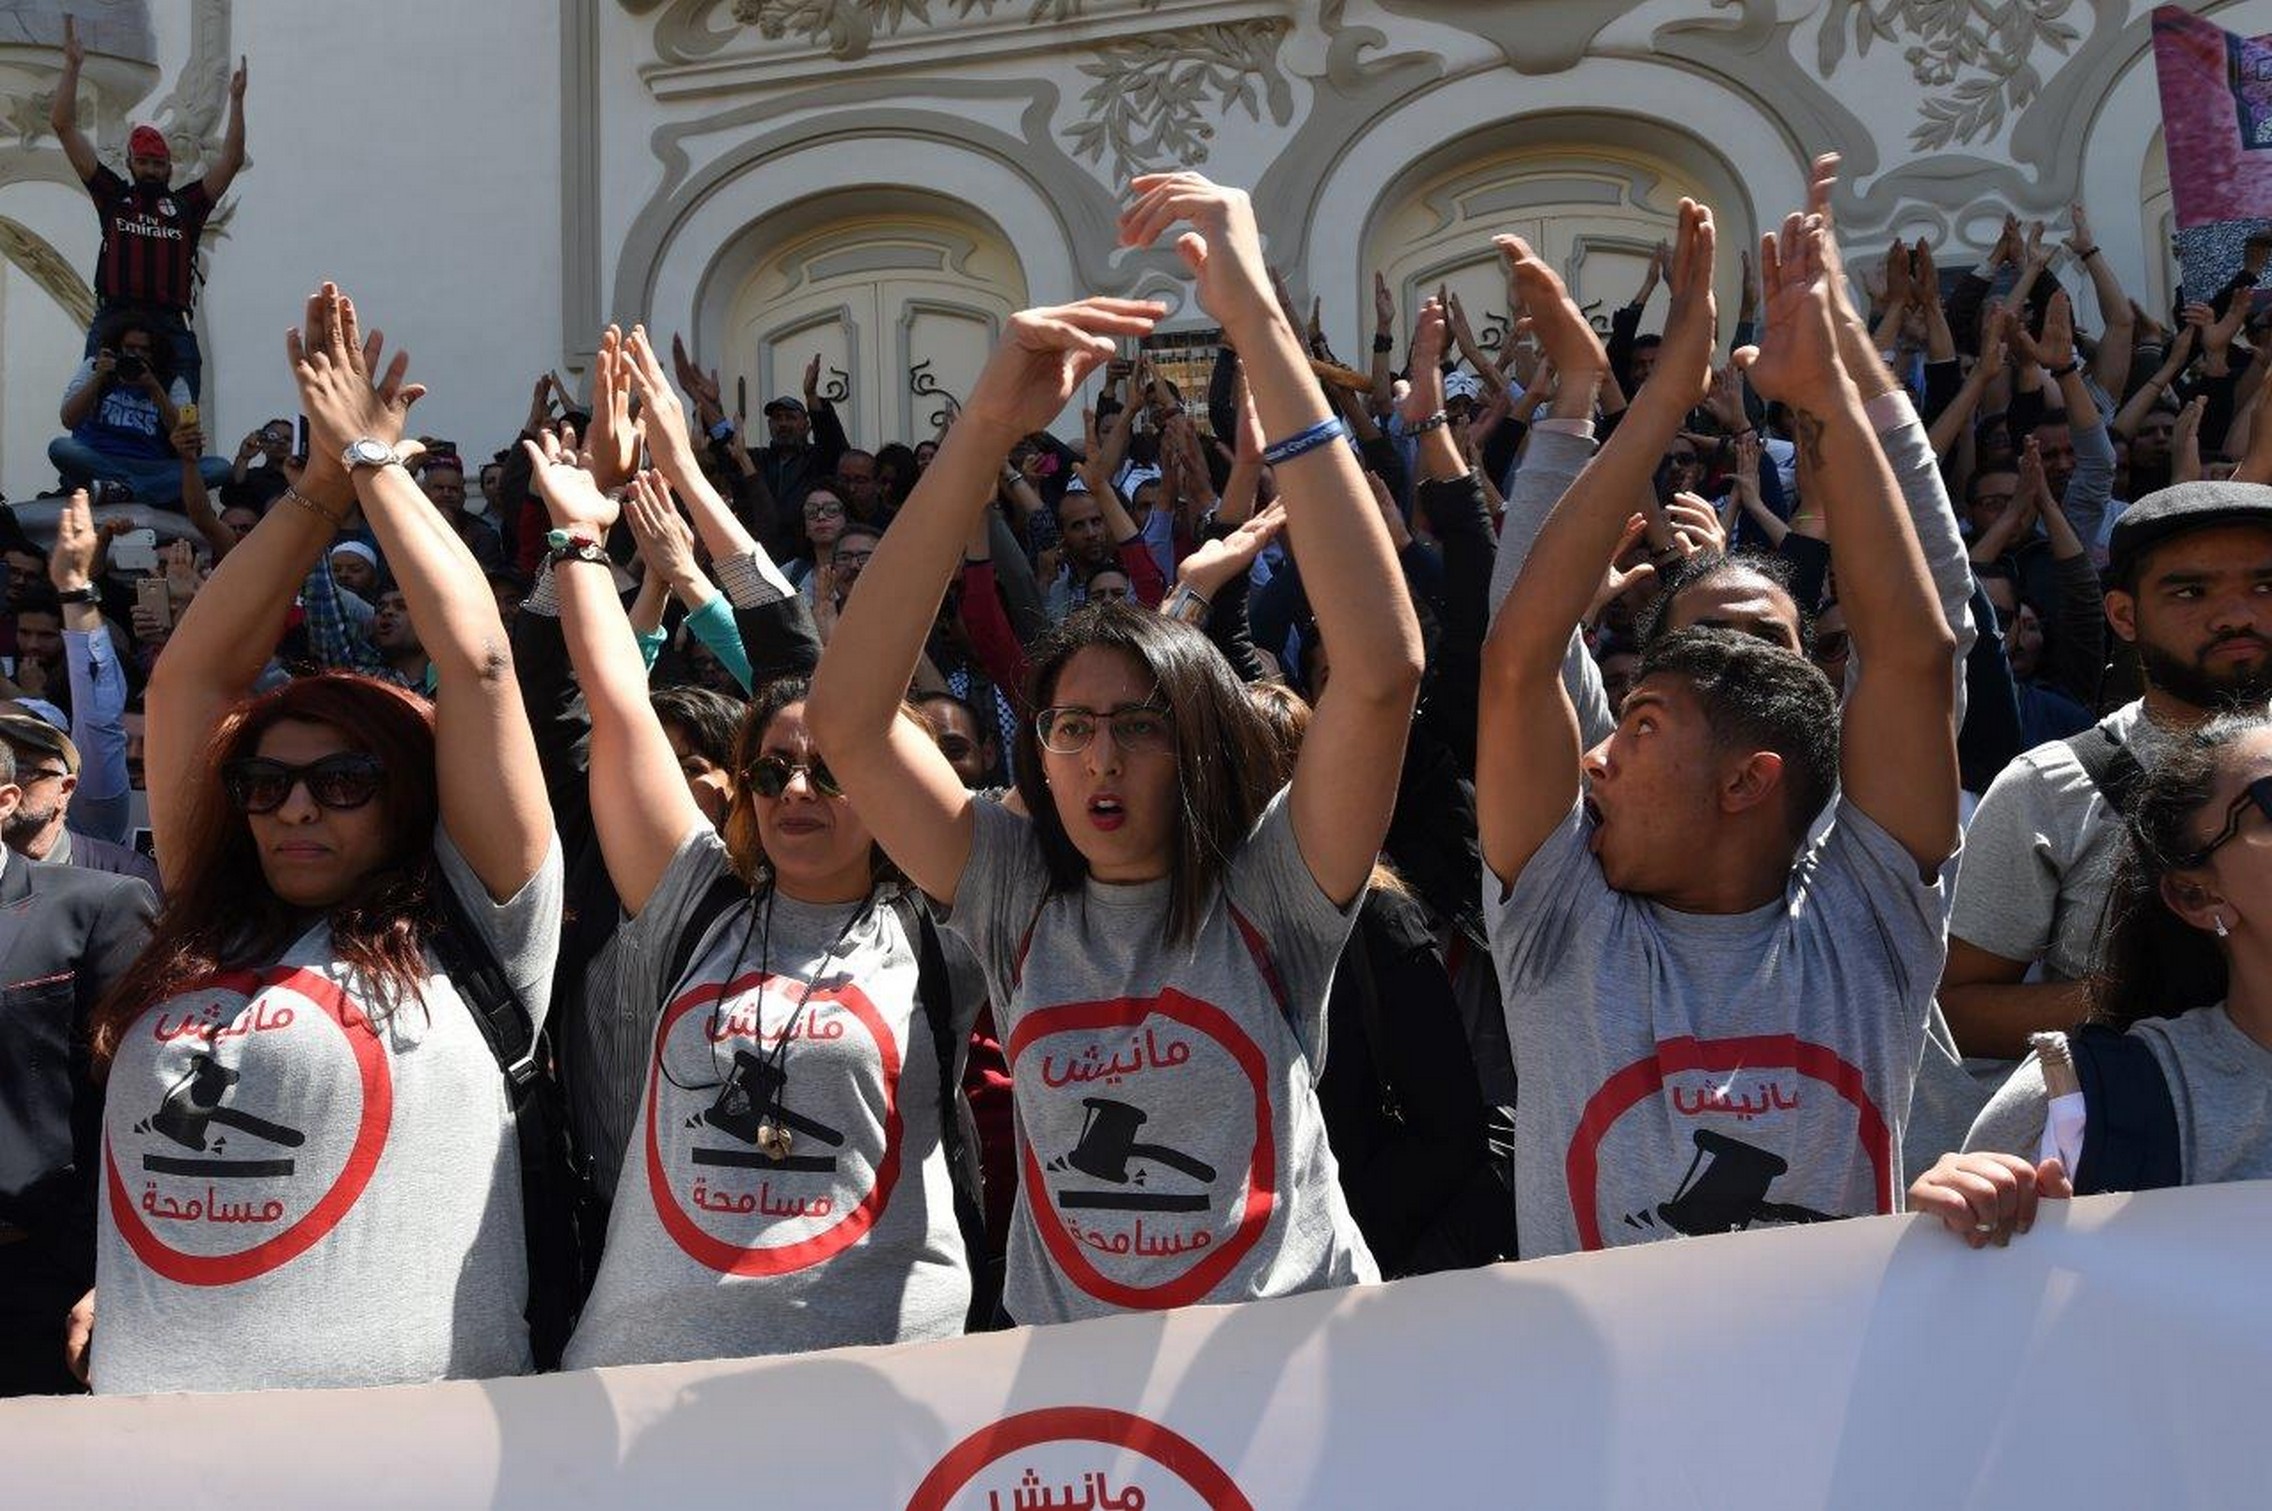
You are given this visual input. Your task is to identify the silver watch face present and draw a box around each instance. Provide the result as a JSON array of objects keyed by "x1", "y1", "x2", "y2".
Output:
[{"x1": 342, "y1": 438, "x2": 394, "y2": 469}]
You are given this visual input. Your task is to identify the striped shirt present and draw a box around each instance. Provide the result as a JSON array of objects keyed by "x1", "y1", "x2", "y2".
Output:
[{"x1": 85, "y1": 167, "x2": 213, "y2": 312}]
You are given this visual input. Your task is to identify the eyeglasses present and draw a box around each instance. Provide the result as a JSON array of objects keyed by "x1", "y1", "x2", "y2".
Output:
[
  {"x1": 833, "y1": 547, "x2": 875, "y2": 567},
  {"x1": 2183, "y1": 775, "x2": 2272, "y2": 867},
  {"x1": 18, "y1": 767, "x2": 69, "y2": 786},
  {"x1": 745, "y1": 754, "x2": 843, "y2": 799},
  {"x1": 1035, "y1": 703, "x2": 1172, "y2": 756},
  {"x1": 222, "y1": 754, "x2": 386, "y2": 815},
  {"x1": 804, "y1": 499, "x2": 845, "y2": 520}
]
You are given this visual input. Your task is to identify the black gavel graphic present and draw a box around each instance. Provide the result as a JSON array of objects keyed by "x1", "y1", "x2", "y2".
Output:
[
  {"x1": 150, "y1": 1052, "x2": 306, "y2": 1153},
  {"x1": 1656, "y1": 1128, "x2": 1836, "y2": 1236},
  {"x1": 701, "y1": 1050, "x2": 845, "y2": 1149},
  {"x1": 1052, "y1": 1098, "x2": 1218, "y2": 1212}
]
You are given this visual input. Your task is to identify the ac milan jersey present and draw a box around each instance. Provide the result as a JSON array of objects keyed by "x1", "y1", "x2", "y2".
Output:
[{"x1": 84, "y1": 166, "x2": 214, "y2": 313}]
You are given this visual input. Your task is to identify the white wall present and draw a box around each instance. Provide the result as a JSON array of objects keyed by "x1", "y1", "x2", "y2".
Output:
[{"x1": 4, "y1": 0, "x2": 563, "y2": 500}]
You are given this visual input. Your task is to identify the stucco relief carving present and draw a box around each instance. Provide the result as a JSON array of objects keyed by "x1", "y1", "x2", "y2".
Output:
[
  {"x1": 1817, "y1": 0, "x2": 2084, "y2": 150},
  {"x1": 712, "y1": 0, "x2": 1163, "y2": 62},
  {"x1": 1064, "y1": 19, "x2": 1293, "y2": 179},
  {"x1": 0, "y1": 213, "x2": 95, "y2": 328}
]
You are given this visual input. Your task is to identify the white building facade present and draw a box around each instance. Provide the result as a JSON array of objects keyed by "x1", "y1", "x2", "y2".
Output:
[{"x1": 0, "y1": 0, "x2": 2252, "y2": 501}]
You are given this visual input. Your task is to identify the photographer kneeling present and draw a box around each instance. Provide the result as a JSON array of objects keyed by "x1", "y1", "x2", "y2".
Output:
[{"x1": 49, "y1": 311, "x2": 228, "y2": 509}]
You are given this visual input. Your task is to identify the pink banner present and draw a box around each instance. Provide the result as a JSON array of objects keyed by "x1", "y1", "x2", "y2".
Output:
[{"x1": 2153, "y1": 4, "x2": 2272, "y2": 229}]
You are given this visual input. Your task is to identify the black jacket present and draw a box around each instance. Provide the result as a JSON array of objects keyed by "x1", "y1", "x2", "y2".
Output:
[{"x1": 0, "y1": 859, "x2": 157, "y2": 1272}]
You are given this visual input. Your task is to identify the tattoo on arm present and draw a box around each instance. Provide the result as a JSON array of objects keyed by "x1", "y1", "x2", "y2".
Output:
[{"x1": 1793, "y1": 409, "x2": 1828, "y2": 472}]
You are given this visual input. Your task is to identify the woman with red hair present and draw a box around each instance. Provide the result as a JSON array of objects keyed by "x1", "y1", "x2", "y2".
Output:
[{"x1": 78, "y1": 286, "x2": 560, "y2": 1394}]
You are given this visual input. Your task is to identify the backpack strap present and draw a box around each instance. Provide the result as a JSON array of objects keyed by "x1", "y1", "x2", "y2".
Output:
[
  {"x1": 425, "y1": 876, "x2": 588, "y2": 1371},
  {"x1": 2067, "y1": 1022, "x2": 2183, "y2": 1195},
  {"x1": 663, "y1": 870, "x2": 757, "y2": 1004},
  {"x1": 887, "y1": 890, "x2": 1000, "y2": 1331},
  {"x1": 2063, "y1": 725, "x2": 2146, "y2": 817}
]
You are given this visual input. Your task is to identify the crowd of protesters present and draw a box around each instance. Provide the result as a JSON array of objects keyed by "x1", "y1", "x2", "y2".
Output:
[{"x1": 6, "y1": 53, "x2": 2272, "y2": 1397}]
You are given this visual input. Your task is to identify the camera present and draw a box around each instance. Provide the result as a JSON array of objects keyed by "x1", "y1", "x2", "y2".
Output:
[{"x1": 115, "y1": 353, "x2": 148, "y2": 382}]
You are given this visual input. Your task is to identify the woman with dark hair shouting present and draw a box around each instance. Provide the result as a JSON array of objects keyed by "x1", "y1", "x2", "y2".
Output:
[
  {"x1": 521, "y1": 326, "x2": 983, "y2": 1366},
  {"x1": 806, "y1": 172, "x2": 1425, "y2": 1322},
  {"x1": 83, "y1": 285, "x2": 560, "y2": 1393}
]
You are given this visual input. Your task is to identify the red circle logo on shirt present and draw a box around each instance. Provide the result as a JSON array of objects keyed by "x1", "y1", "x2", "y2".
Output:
[
  {"x1": 1009, "y1": 990, "x2": 1275, "y2": 1310},
  {"x1": 905, "y1": 1406, "x2": 1252, "y2": 1511},
  {"x1": 646, "y1": 970, "x2": 904, "y2": 1276},
  {"x1": 1564, "y1": 1033, "x2": 1893, "y2": 1251},
  {"x1": 106, "y1": 968, "x2": 393, "y2": 1286}
]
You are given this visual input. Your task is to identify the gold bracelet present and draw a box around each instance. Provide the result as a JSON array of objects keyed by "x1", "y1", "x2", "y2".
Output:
[{"x1": 280, "y1": 486, "x2": 346, "y2": 529}]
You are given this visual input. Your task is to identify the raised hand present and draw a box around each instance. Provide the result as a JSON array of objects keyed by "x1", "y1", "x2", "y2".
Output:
[
  {"x1": 959, "y1": 298, "x2": 1165, "y2": 445},
  {"x1": 61, "y1": 14, "x2": 82, "y2": 72},
  {"x1": 522, "y1": 428, "x2": 620, "y2": 535},
  {"x1": 230, "y1": 54, "x2": 247, "y2": 101},
  {"x1": 1882, "y1": 241, "x2": 1913, "y2": 308},
  {"x1": 1373, "y1": 270, "x2": 1395, "y2": 334},
  {"x1": 49, "y1": 490, "x2": 97, "y2": 592},
  {"x1": 1120, "y1": 173, "x2": 1275, "y2": 332},
  {"x1": 584, "y1": 325, "x2": 640, "y2": 490},
  {"x1": 624, "y1": 469, "x2": 701, "y2": 585},
  {"x1": 1705, "y1": 362, "x2": 1748, "y2": 431},
  {"x1": 1664, "y1": 490, "x2": 1728, "y2": 558},
  {"x1": 1401, "y1": 297, "x2": 1449, "y2": 425},
  {"x1": 1178, "y1": 501, "x2": 1287, "y2": 598},
  {"x1": 2063, "y1": 201, "x2": 2094, "y2": 257},
  {"x1": 803, "y1": 352, "x2": 823, "y2": 403},
  {"x1": 1588, "y1": 513, "x2": 1659, "y2": 626},
  {"x1": 286, "y1": 283, "x2": 425, "y2": 462},
  {"x1": 1494, "y1": 234, "x2": 1608, "y2": 377},
  {"x1": 1736, "y1": 214, "x2": 1845, "y2": 406},
  {"x1": 2037, "y1": 289, "x2": 2077, "y2": 371},
  {"x1": 1654, "y1": 198, "x2": 1719, "y2": 405},
  {"x1": 2022, "y1": 219, "x2": 2052, "y2": 276},
  {"x1": 620, "y1": 324, "x2": 699, "y2": 478}
]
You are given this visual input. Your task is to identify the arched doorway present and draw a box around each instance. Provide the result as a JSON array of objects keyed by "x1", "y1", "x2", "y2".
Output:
[
  {"x1": 1360, "y1": 113, "x2": 1753, "y2": 355},
  {"x1": 705, "y1": 188, "x2": 1029, "y2": 449}
]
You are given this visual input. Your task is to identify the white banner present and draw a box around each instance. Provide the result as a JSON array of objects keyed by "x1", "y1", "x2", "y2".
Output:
[{"x1": 8, "y1": 1184, "x2": 2270, "y2": 1509}]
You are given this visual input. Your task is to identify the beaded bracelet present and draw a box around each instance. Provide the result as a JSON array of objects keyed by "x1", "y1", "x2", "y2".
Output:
[
  {"x1": 1261, "y1": 415, "x2": 1350, "y2": 467},
  {"x1": 1408, "y1": 410, "x2": 1451, "y2": 436}
]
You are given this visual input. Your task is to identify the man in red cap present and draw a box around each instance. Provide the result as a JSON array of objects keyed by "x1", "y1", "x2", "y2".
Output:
[{"x1": 47, "y1": 16, "x2": 246, "y2": 401}]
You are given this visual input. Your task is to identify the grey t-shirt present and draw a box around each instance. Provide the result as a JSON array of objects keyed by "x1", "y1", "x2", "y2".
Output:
[
  {"x1": 1964, "y1": 1007, "x2": 2272, "y2": 1184},
  {"x1": 565, "y1": 827, "x2": 977, "y2": 1368},
  {"x1": 943, "y1": 789, "x2": 1375, "y2": 1324},
  {"x1": 1487, "y1": 798, "x2": 1955, "y2": 1258},
  {"x1": 1951, "y1": 701, "x2": 2173, "y2": 980},
  {"x1": 95, "y1": 826, "x2": 562, "y2": 1395}
]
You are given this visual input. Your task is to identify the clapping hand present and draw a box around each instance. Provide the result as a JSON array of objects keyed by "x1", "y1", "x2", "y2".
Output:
[
  {"x1": 286, "y1": 282, "x2": 425, "y2": 463},
  {"x1": 1736, "y1": 212, "x2": 1844, "y2": 406},
  {"x1": 1120, "y1": 173, "x2": 1276, "y2": 334},
  {"x1": 1177, "y1": 502, "x2": 1287, "y2": 599}
]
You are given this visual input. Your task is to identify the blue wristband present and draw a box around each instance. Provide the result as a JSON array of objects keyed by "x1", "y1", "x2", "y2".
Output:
[{"x1": 1261, "y1": 415, "x2": 1349, "y2": 467}]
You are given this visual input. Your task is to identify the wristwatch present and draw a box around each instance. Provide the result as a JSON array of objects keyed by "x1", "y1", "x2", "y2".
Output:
[
  {"x1": 56, "y1": 585, "x2": 98, "y2": 605},
  {"x1": 341, "y1": 437, "x2": 400, "y2": 471}
]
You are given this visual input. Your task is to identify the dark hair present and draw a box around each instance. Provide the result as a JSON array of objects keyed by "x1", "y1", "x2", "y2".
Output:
[
  {"x1": 90, "y1": 673, "x2": 442, "y2": 1072},
  {"x1": 98, "y1": 309, "x2": 175, "y2": 386},
  {"x1": 874, "y1": 442, "x2": 920, "y2": 508},
  {"x1": 1016, "y1": 603, "x2": 1280, "y2": 946},
  {"x1": 1634, "y1": 549, "x2": 1812, "y2": 654},
  {"x1": 13, "y1": 586, "x2": 62, "y2": 623},
  {"x1": 2091, "y1": 711, "x2": 2272, "y2": 1028},
  {"x1": 651, "y1": 684, "x2": 742, "y2": 770},
  {"x1": 1636, "y1": 627, "x2": 1841, "y2": 844}
]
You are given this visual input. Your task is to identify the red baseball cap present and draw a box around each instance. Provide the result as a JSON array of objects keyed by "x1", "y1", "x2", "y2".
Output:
[{"x1": 128, "y1": 124, "x2": 168, "y2": 159}]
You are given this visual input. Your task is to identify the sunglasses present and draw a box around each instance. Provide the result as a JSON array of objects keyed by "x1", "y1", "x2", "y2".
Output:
[
  {"x1": 1035, "y1": 703, "x2": 1172, "y2": 756},
  {"x1": 2183, "y1": 775, "x2": 2272, "y2": 867},
  {"x1": 223, "y1": 753, "x2": 386, "y2": 815},
  {"x1": 745, "y1": 754, "x2": 843, "y2": 799}
]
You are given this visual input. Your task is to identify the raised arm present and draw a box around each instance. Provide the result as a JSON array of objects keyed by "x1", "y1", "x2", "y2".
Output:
[
  {"x1": 2064, "y1": 203, "x2": 2134, "y2": 397},
  {"x1": 47, "y1": 18, "x2": 98, "y2": 182},
  {"x1": 143, "y1": 289, "x2": 363, "y2": 887},
  {"x1": 1478, "y1": 201, "x2": 1717, "y2": 887},
  {"x1": 1121, "y1": 173, "x2": 1423, "y2": 904},
  {"x1": 807, "y1": 295, "x2": 1165, "y2": 903},
  {"x1": 527, "y1": 454, "x2": 705, "y2": 915},
  {"x1": 292, "y1": 285, "x2": 551, "y2": 901},
  {"x1": 201, "y1": 56, "x2": 248, "y2": 199},
  {"x1": 1740, "y1": 218, "x2": 1957, "y2": 870}
]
